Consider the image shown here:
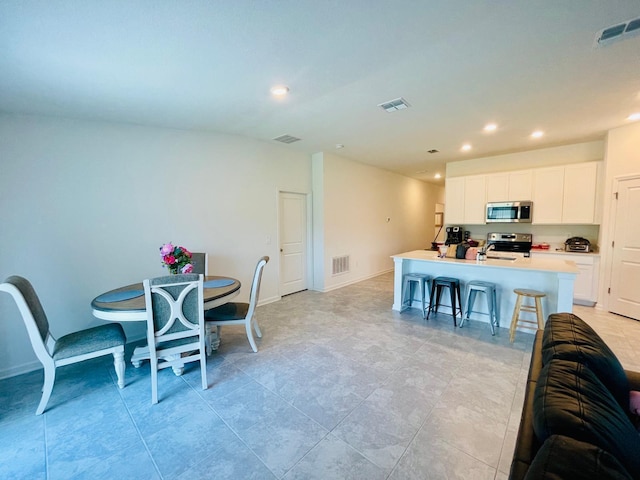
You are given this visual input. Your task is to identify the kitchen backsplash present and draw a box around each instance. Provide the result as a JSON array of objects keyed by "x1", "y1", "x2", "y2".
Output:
[{"x1": 462, "y1": 224, "x2": 600, "y2": 252}]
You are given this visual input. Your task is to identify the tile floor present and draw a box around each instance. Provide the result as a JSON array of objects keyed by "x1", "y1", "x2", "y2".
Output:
[{"x1": 2, "y1": 272, "x2": 640, "y2": 479}]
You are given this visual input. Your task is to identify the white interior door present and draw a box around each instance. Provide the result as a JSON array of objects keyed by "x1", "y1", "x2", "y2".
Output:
[
  {"x1": 279, "y1": 192, "x2": 308, "y2": 296},
  {"x1": 609, "y1": 176, "x2": 640, "y2": 320}
]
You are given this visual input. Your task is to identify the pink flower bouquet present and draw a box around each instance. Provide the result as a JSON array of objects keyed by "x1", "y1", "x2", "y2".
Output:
[{"x1": 159, "y1": 243, "x2": 193, "y2": 274}]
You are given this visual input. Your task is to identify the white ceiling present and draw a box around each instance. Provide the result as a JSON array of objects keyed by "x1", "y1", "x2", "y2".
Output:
[{"x1": 2, "y1": 1, "x2": 640, "y2": 184}]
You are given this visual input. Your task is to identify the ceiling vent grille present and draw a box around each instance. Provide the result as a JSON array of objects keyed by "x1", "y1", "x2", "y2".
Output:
[
  {"x1": 377, "y1": 97, "x2": 411, "y2": 112},
  {"x1": 595, "y1": 17, "x2": 640, "y2": 47},
  {"x1": 273, "y1": 134, "x2": 301, "y2": 144}
]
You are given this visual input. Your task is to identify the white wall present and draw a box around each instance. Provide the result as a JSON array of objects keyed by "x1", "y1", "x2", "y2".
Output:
[
  {"x1": 0, "y1": 113, "x2": 311, "y2": 378},
  {"x1": 314, "y1": 152, "x2": 443, "y2": 291},
  {"x1": 599, "y1": 122, "x2": 640, "y2": 310},
  {"x1": 0, "y1": 113, "x2": 443, "y2": 378}
]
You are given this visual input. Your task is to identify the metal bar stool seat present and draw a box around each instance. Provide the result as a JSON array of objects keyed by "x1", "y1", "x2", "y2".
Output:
[
  {"x1": 402, "y1": 273, "x2": 432, "y2": 318},
  {"x1": 509, "y1": 288, "x2": 546, "y2": 342},
  {"x1": 460, "y1": 280, "x2": 499, "y2": 335},
  {"x1": 426, "y1": 276, "x2": 463, "y2": 326}
]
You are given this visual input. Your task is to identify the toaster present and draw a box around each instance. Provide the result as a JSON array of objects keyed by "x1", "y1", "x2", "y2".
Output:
[{"x1": 565, "y1": 237, "x2": 591, "y2": 253}]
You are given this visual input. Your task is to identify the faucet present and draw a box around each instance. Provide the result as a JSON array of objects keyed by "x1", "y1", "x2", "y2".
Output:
[
  {"x1": 477, "y1": 242, "x2": 494, "y2": 261},
  {"x1": 483, "y1": 243, "x2": 496, "y2": 254}
]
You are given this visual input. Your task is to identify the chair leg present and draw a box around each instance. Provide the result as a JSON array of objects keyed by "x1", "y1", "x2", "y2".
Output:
[
  {"x1": 200, "y1": 348, "x2": 208, "y2": 391},
  {"x1": 36, "y1": 365, "x2": 56, "y2": 415},
  {"x1": 150, "y1": 358, "x2": 159, "y2": 404},
  {"x1": 426, "y1": 282, "x2": 437, "y2": 320},
  {"x1": 510, "y1": 295, "x2": 523, "y2": 343},
  {"x1": 449, "y1": 286, "x2": 457, "y2": 327},
  {"x1": 113, "y1": 348, "x2": 125, "y2": 389},
  {"x1": 493, "y1": 289, "x2": 500, "y2": 328},
  {"x1": 486, "y1": 291, "x2": 496, "y2": 336},
  {"x1": 535, "y1": 297, "x2": 545, "y2": 329},
  {"x1": 245, "y1": 320, "x2": 258, "y2": 353},
  {"x1": 253, "y1": 317, "x2": 262, "y2": 338}
]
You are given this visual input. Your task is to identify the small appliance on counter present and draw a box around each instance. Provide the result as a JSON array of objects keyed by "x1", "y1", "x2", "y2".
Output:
[
  {"x1": 445, "y1": 225, "x2": 464, "y2": 245},
  {"x1": 565, "y1": 237, "x2": 591, "y2": 253}
]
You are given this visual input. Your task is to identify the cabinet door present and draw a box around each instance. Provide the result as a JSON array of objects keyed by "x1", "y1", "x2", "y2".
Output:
[
  {"x1": 508, "y1": 170, "x2": 532, "y2": 200},
  {"x1": 485, "y1": 173, "x2": 509, "y2": 202},
  {"x1": 533, "y1": 166, "x2": 564, "y2": 224},
  {"x1": 445, "y1": 177, "x2": 465, "y2": 224},
  {"x1": 562, "y1": 162, "x2": 598, "y2": 224},
  {"x1": 573, "y1": 263, "x2": 593, "y2": 301},
  {"x1": 464, "y1": 175, "x2": 486, "y2": 224}
]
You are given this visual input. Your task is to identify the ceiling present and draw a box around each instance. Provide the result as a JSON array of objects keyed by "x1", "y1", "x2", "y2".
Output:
[{"x1": 2, "y1": 1, "x2": 640, "y2": 184}]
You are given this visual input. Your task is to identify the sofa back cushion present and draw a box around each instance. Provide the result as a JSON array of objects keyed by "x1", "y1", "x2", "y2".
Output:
[
  {"x1": 533, "y1": 359, "x2": 640, "y2": 477},
  {"x1": 525, "y1": 435, "x2": 632, "y2": 480},
  {"x1": 541, "y1": 313, "x2": 629, "y2": 409}
]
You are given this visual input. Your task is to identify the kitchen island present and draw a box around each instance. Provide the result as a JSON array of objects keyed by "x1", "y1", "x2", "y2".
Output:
[{"x1": 392, "y1": 250, "x2": 578, "y2": 327}]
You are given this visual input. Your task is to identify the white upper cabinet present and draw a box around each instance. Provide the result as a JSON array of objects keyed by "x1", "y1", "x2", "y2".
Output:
[
  {"x1": 532, "y1": 162, "x2": 600, "y2": 224},
  {"x1": 508, "y1": 170, "x2": 533, "y2": 201},
  {"x1": 562, "y1": 162, "x2": 598, "y2": 224},
  {"x1": 463, "y1": 175, "x2": 487, "y2": 224},
  {"x1": 485, "y1": 173, "x2": 509, "y2": 202},
  {"x1": 445, "y1": 177, "x2": 465, "y2": 224},
  {"x1": 485, "y1": 170, "x2": 532, "y2": 202},
  {"x1": 533, "y1": 166, "x2": 565, "y2": 224},
  {"x1": 445, "y1": 162, "x2": 601, "y2": 226}
]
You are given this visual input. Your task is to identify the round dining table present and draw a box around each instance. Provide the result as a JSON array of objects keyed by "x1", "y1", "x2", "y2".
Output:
[{"x1": 91, "y1": 275, "x2": 241, "y2": 374}]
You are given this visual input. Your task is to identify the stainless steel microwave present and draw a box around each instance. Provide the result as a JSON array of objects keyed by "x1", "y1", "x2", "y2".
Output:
[{"x1": 486, "y1": 201, "x2": 533, "y2": 223}]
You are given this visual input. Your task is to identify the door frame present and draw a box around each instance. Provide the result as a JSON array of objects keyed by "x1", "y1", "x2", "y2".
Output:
[
  {"x1": 276, "y1": 188, "x2": 313, "y2": 298},
  {"x1": 602, "y1": 173, "x2": 640, "y2": 312}
]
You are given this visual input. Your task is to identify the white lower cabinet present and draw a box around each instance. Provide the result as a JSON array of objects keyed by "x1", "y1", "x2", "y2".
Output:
[{"x1": 531, "y1": 252, "x2": 599, "y2": 306}]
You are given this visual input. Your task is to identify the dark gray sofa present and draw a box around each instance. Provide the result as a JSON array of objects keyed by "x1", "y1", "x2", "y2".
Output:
[{"x1": 509, "y1": 313, "x2": 640, "y2": 480}]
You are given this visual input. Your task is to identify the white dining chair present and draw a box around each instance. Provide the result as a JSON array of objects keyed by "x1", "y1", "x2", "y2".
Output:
[
  {"x1": 0, "y1": 275, "x2": 126, "y2": 415},
  {"x1": 205, "y1": 256, "x2": 269, "y2": 353},
  {"x1": 144, "y1": 273, "x2": 207, "y2": 404}
]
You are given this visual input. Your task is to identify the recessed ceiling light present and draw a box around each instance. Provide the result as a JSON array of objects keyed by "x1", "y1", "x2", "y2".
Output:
[
  {"x1": 483, "y1": 123, "x2": 498, "y2": 132},
  {"x1": 270, "y1": 85, "x2": 289, "y2": 96},
  {"x1": 434, "y1": 173, "x2": 441, "y2": 179},
  {"x1": 335, "y1": 144, "x2": 344, "y2": 149},
  {"x1": 461, "y1": 144, "x2": 472, "y2": 151},
  {"x1": 628, "y1": 113, "x2": 640, "y2": 121},
  {"x1": 531, "y1": 130, "x2": 544, "y2": 139}
]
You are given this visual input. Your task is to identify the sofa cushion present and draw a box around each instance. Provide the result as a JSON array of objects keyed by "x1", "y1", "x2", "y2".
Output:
[
  {"x1": 541, "y1": 313, "x2": 629, "y2": 409},
  {"x1": 533, "y1": 359, "x2": 640, "y2": 477},
  {"x1": 524, "y1": 435, "x2": 632, "y2": 480}
]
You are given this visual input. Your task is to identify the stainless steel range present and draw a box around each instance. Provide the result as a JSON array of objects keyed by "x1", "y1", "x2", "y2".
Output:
[{"x1": 487, "y1": 232, "x2": 533, "y2": 258}]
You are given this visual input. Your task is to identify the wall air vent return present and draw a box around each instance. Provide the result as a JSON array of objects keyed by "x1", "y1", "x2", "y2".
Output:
[
  {"x1": 332, "y1": 255, "x2": 350, "y2": 275},
  {"x1": 595, "y1": 16, "x2": 640, "y2": 47},
  {"x1": 377, "y1": 97, "x2": 411, "y2": 112},
  {"x1": 273, "y1": 134, "x2": 301, "y2": 144}
]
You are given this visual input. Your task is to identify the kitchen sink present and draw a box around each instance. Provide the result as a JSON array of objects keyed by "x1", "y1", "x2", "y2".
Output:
[{"x1": 487, "y1": 255, "x2": 517, "y2": 261}]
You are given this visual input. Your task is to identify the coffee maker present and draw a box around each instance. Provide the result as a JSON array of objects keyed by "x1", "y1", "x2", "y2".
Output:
[{"x1": 445, "y1": 226, "x2": 464, "y2": 245}]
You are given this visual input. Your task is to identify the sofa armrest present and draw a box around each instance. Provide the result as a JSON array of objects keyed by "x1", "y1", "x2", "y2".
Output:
[
  {"x1": 509, "y1": 331, "x2": 544, "y2": 480},
  {"x1": 625, "y1": 370, "x2": 640, "y2": 391}
]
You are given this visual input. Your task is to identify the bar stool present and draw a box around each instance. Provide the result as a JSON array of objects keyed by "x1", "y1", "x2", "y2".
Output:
[
  {"x1": 509, "y1": 289, "x2": 546, "y2": 342},
  {"x1": 460, "y1": 280, "x2": 499, "y2": 335},
  {"x1": 426, "y1": 276, "x2": 463, "y2": 326},
  {"x1": 402, "y1": 273, "x2": 431, "y2": 318}
]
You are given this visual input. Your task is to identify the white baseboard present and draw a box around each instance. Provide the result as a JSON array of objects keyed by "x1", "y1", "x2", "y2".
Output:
[
  {"x1": 0, "y1": 360, "x2": 43, "y2": 381},
  {"x1": 319, "y1": 268, "x2": 394, "y2": 293}
]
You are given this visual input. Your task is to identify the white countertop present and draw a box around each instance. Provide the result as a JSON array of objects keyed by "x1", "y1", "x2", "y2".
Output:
[
  {"x1": 530, "y1": 248, "x2": 599, "y2": 257},
  {"x1": 392, "y1": 250, "x2": 578, "y2": 274}
]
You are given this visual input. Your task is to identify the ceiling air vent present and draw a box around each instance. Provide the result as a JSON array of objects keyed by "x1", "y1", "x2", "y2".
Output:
[
  {"x1": 273, "y1": 134, "x2": 301, "y2": 144},
  {"x1": 595, "y1": 16, "x2": 640, "y2": 47},
  {"x1": 377, "y1": 97, "x2": 411, "y2": 112}
]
